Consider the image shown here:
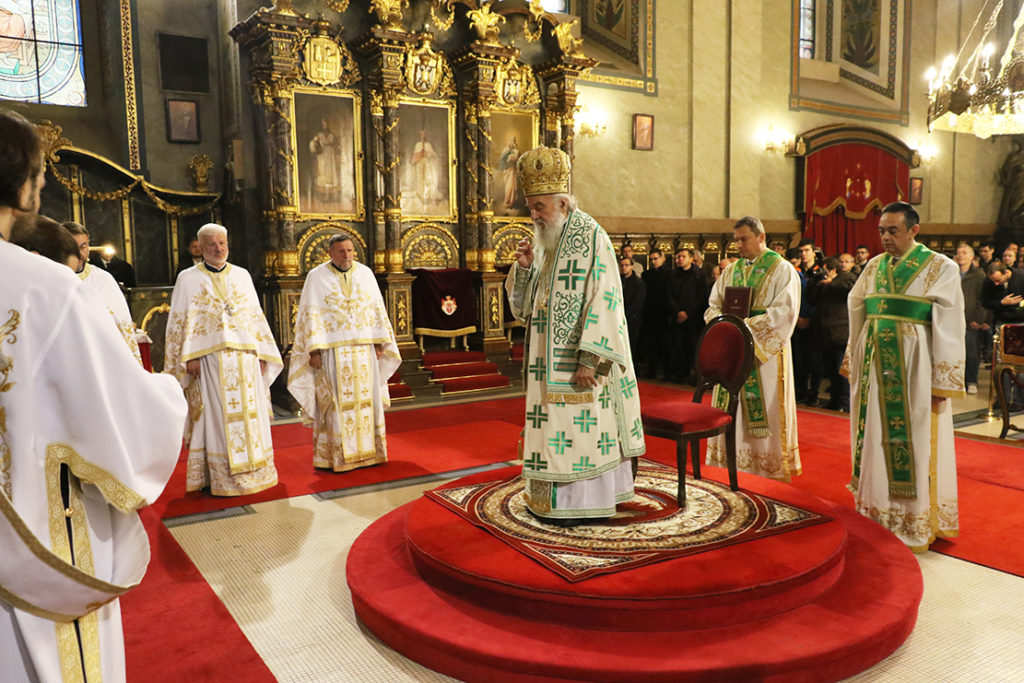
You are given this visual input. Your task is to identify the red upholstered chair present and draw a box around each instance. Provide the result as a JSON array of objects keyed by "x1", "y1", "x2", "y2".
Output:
[{"x1": 640, "y1": 314, "x2": 755, "y2": 508}]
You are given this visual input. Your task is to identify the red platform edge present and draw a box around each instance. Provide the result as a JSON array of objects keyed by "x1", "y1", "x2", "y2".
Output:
[
  {"x1": 403, "y1": 466, "x2": 850, "y2": 630},
  {"x1": 348, "y1": 496, "x2": 922, "y2": 682}
]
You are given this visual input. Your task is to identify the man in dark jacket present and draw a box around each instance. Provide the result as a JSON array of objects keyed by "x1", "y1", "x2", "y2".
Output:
[
  {"x1": 982, "y1": 261, "x2": 1024, "y2": 408},
  {"x1": 620, "y1": 255, "x2": 646, "y2": 353},
  {"x1": 956, "y1": 244, "x2": 990, "y2": 394},
  {"x1": 813, "y1": 255, "x2": 856, "y2": 411},
  {"x1": 668, "y1": 248, "x2": 708, "y2": 384},
  {"x1": 793, "y1": 238, "x2": 824, "y2": 405},
  {"x1": 640, "y1": 248, "x2": 672, "y2": 379}
]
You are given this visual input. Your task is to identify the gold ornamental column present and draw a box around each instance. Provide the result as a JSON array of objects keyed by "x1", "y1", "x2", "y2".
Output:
[
  {"x1": 453, "y1": 5, "x2": 519, "y2": 354},
  {"x1": 230, "y1": 3, "x2": 312, "y2": 347},
  {"x1": 537, "y1": 27, "x2": 596, "y2": 160},
  {"x1": 354, "y1": 14, "x2": 418, "y2": 357},
  {"x1": 452, "y1": 17, "x2": 516, "y2": 272},
  {"x1": 462, "y1": 102, "x2": 479, "y2": 269}
]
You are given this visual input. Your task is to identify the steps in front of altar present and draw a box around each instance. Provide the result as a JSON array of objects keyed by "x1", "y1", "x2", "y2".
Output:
[{"x1": 347, "y1": 466, "x2": 923, "y2": 683}]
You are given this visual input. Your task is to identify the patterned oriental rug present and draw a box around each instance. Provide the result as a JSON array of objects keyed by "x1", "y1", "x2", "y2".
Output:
[{"x1": 425, "y1": 459, "x2": 830, "y2": 582}]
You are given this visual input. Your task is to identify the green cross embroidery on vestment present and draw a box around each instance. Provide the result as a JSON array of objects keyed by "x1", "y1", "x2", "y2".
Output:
[
  {"x1": 599, "y1": 385, "x2": 612, "y2": 408},
  {"x1": 630, "y1": 418, "x2": 643, "y2": 440},
  {"x1": 602, "y1": 290, "x2": 619, "y2": 311},
  {"x1": 597, "y1": 432, "x2": 616, "y2": 455},
  {"x1": 572, "y1": 455, "x2": 596, "y2": 472},
  {"x1": 573, "y1": 408, "x2": 597, "y2": 433},
  {"x1": 584, "y1": 309, "x2": 599, "y2": 330},
  {"x1": 596, "y1": 336, "x2": 614, "y2": 353},
  {"x1": 548, "y1": 431, "x2": 573, "y2": 455},
  {"x1": 528, "y1": 358, "x2": 546, "y2": 381},
  {"x1": 594, "y1": 254, "x2": 607, "y2": 278},
  {"x1": 526, "y1": 404, "x2": 549, "y2": 428},
  {"x1": 524, "y1": 452, "x2": 548, "y2": 470},
  {"x1": 620, "y1": 376, "x2": 637, "y2": 398},
  {"x1": 531, "y1": 309, "x2": 547, "y2": 334},
  {"x1": 557, "y1": 260, "x2": 587, "y2": 290}
]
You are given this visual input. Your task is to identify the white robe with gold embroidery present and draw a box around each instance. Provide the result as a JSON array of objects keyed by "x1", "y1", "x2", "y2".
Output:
[
  {"x1": 287, "y1": 262, "x2": 401, "y2": 472},
  {"x1": 78, "y1": 263, "x2": 142, "y2": 365},
  {"x1": 165, "y1": 263, "x2": 282, "y2": 496},
  {"x1": 705, "y1": 254, "x2": 802, "y2": 480},
  {"x1": 0, "y1": 242, "x2": 187, "y2": 683},
  {"x1": 846, "y1": 249, "x2": 964, "y2": 551}
]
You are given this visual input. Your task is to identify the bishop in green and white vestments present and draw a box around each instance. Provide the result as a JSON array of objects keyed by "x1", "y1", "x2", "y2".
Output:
[
  {"x1": 846, "y1": 203, "x2": 964, "y2": 552},
  {"x1": 506, "y1": 146, "x2": 645, "y2": 522},
  {"x1": 705, "y1": 217, "x2": 802, "y2": 481}
]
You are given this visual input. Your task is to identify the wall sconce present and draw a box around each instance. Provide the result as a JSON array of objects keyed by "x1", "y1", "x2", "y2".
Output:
[
  {"x1": 907, "y1": 140, "x2": 938, "y2": 166},
  {"x1": 761, "y1": 125, "x2": 794, "y2": 154},
  {"x1": 576, "y1": 106, "x2": 608, "y2": 139}
]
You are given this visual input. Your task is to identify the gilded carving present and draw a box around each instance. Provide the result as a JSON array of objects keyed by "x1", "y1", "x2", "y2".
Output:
[
  {"x1": 468, "y1": 3, "x2": 505, "y2": 44},
  {"x1": 303, "y1": 35, "x2": 346, "y2": 86},
  {"x1": 325, "y1": 0, "x2": 350, "y2": 11},
  {"x1": 404, "y1": 233, "x2": 452, "y2": 268},
  {"x1": 395, "y1": 291, "x2": 409, "y2": 334},
  {"x1": 496, "y1": 59, "x2": 539, "y2": 108},
  {"x1": 553, "y1": 20, "x2": 584, "y2": 57},
  {"x1": 370, "y1": 0, "x2": 408, "y2": 31},
  {"x1": 402, "y1": 223, "x2": 458, "y2": 268},
  {"x1": 119, "y1": 0, "x2": 140, "y2": 170},
  {"x1": 494, "y1": 223, "x2": 533, "y2": 265},
  {"x1": 489, "y1": 290, "x2": 500, "y2": 328},
  {"x1": 430, "y1": 0, "x2": 456, "y2": 32},
  {"x1": 404, "y1": 35, "x2": 443, "y2": 96},
  {"x1": 187, "y1": 154, "x2": 215, "y2": 192},
  {"x1": 35, "y1": 120, "x2": 72, "y2": 162},
  {"x1": 386, "y1": 248, "x2": 404, "y2": 273}
]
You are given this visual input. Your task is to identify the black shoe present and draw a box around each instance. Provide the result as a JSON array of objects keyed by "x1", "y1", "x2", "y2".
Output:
[{"x1": 804, "y1": 395, "x2": 820, "y2": 408}]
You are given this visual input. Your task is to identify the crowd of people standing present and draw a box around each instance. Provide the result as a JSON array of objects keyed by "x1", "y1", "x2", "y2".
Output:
[{"x1": 622, "y1": 234, "x2": 1004, "y2": 413}]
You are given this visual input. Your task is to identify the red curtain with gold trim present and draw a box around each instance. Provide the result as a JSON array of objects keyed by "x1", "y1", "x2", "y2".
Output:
[{"x1": 803, "y1": 142, "x2": 909, "y2": 256}]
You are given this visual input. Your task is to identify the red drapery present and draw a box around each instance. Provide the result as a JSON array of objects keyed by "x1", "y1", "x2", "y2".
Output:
[{"x1": 803, "y1": 142, "x2": 909, "y2": 256}]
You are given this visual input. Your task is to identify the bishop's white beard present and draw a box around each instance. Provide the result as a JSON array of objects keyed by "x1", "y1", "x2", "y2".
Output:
[{"x1": 531, "y1": 211, "x2": 568, "y2": 272}]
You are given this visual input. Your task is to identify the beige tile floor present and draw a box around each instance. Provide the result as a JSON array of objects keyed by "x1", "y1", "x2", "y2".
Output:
[{"x1": 170, "y1": 465, "x2": 1024, "y2": 682}]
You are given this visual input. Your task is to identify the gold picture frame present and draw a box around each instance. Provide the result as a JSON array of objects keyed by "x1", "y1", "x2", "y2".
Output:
[
  {"x1": 290, "y1": 87, "x2": 365, "y2": 221},
  {"x1": 398, "y1": 98, "x2": 457, "y2": 222}
]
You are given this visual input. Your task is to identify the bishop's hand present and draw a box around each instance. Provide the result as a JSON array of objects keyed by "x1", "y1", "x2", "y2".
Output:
[{"x1": 516, "y1": 238, "x2": 535, "y2": 269}]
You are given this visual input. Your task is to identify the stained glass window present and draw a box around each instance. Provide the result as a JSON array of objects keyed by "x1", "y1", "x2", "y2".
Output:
[
  {"x1": 0, "y1": 0, "x2": 86, "y2": 106},
  {"x1": 798, "y1": 0, "x2": 815, "y2": 59}
]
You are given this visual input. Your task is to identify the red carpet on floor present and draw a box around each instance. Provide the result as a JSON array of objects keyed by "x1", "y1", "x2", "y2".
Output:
[
  {"x1": 154, "y1": 419, "x2": 523, "y2": 519},
  {"x1": 121, "y1": 507, "x2": 275, "y2": 682}
]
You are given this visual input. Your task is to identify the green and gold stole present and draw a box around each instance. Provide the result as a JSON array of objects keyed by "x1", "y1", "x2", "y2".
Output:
[
  {"x1": 714, "y1": 249, "x2": 783, "y2": 437},
  {"x1": 852, "y1": 242, "x2": 935, "y2": 500}
]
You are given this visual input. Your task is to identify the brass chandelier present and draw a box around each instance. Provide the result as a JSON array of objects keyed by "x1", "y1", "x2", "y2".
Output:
[{"x1": 927, "y1": 0, "x2": 1024, "y2": 139}]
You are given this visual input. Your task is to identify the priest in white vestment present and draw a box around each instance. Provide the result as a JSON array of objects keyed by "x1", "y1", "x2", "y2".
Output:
[
  {"x1": 164, "y1": 223, "x2": 283, "y2": 496},
  {"x1": 505, "y1": 146, "x2": 645, "y2": 525},
  {"x1": 0, "y1": 109, "x2": 187, "y2": 683},
  {"x1": 846, "y1": 202, "x2": 964, "y2": 552},
  {"x1": 288, "y1": 234, "x2": 401, "y2": 471},
  {"x1": 705, "y1": 216, "x2": 802, "y2": 481},
  {"x1": 65, "y1": 222, "x2": 143, "y2": 365}
]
